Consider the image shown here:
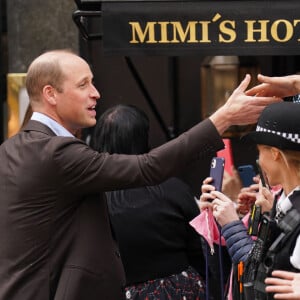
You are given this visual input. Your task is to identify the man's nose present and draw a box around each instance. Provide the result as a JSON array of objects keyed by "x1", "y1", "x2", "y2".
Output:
[{"x1": 91, "y1": 84, "x2": 100, "y2": 100}]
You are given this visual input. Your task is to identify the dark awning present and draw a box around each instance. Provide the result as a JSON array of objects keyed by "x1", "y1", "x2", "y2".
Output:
[{"x1": 74, "y1": 0, "x2": 300, "y2": 56}]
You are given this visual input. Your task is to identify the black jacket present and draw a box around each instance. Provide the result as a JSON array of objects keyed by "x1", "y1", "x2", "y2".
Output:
[{"x1": 107, "y1": 177, "x2": 204, "y2": 285}]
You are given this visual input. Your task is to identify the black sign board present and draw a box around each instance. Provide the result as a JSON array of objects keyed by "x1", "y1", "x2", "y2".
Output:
[{"x1": 102, "y1": 0, "x2": 300, "y2": 56}]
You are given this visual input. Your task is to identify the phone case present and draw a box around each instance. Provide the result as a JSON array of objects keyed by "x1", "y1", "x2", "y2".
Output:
[
  {"x1": 209, "y1": 157, "x2": 225, "y2": 191},
  {"x1": 238, "y1": 165, "x2": 256, "y2": 187}
]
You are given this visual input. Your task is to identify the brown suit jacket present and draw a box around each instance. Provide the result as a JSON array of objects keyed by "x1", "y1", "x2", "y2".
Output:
[{"x1": 0, "y1": 119, "x2": 223, "y2": 300}]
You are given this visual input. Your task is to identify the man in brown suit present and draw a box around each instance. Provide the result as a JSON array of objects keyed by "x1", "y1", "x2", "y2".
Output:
[{"x1": 0, "y1": 49, "x2": 281, "y2": 300}]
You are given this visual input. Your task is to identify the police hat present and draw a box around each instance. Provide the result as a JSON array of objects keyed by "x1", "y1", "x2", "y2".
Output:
[{"x1": 244, "y1": 101, "x2": 300, "y2": 151}]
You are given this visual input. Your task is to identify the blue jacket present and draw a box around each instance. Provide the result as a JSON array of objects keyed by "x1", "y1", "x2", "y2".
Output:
[{"x1": 221, "y1": 220, "x2": 254, "y2": 263}]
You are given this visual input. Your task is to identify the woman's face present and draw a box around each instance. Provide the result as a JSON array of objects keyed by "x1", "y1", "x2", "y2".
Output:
[{"x1": 257, "y1": 145, "x2": 281, "y2": 187}]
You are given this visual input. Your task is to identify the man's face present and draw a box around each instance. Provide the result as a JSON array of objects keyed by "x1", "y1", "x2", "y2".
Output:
[{"x1": 54, "y1": 55, "x2": 100, "y2": 134}]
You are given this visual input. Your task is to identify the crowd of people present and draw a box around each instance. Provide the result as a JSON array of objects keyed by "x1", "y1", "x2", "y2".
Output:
[
  {"x1": 0, "y1": 48, "x2": 300, "y2": 300},
  {"x1": 199, "y1": 75, "x2": 300, "y2": 299}
]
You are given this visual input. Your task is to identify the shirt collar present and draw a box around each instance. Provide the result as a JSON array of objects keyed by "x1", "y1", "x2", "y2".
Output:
[
  {"x1": 31, "y1": 112, "x2": 74, "y2": 137},
  {"x1": 277, "y1": 186, "x2": 300, "y2": 215}
]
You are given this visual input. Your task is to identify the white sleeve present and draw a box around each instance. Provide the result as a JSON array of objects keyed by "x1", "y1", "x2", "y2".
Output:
[{"x1": 290, "y1": 234, "x2": 300, "y2": 270}]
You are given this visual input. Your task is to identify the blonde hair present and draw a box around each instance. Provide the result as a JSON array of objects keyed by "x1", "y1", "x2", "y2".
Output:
[
  {"x1": 279, "y1": 149, "x2": 300, "y2": 178},
  {"x1": 25, "y1": 49, "x2": 76, "y2": 104}
]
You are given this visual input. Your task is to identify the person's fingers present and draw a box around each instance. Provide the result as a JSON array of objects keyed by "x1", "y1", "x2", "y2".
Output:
[
  {"x1": 245, "y1": 84, "x2": 265, "y2": 96},
  {"x1": 211, "y1": 191, "x2": 232, "y2": 202},
  {"x1": 271, "y1": 270, "x2": 295, "y2": 280},
  {"x1": 253, "y1": 176, "x2": 260, "y2": 184},
  {"x1": 201, "y1": 183, "x2": 215, "y2": 194},
  {"x1": 238, "y1": 190, "x2": 256, "y2": 200},
  {"x1": 265, "y1": 285, "x2": 293, "y2": 293},
  {"x1": 265, "y1": 278, "x2": 292, "y2": 286},
  {"x1": 199, "y1": 191, "x2": 215, "y2": 202},
  {"x1": 257, "y1": 74, "x2": 272, "y2": 84},
  {"x1": 248, "y1": 182, "x2": 259, "y2": 192},
  {"x1": 250, "y1": 96, "x2": 282, "y2": 107},
  {"x1": 231, "y1": 74, "x2": 251, "y2": 94},
  {"x1": 199, "y1": 201, "x2": 213, "y2": 212},
  {"x1": 240, "y1": 186, "x2": 251, "y2": 193},
  {"x1": 203, "y1": 177, "x2": 213, "y2": 184}
]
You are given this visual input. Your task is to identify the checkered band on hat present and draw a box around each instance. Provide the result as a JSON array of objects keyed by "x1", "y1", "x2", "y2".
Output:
[
  {"x1": 292, "y1": 94, "x2": 300, "y2": 103},
  {"x1": 256, "y1": 125, "x2": 300, "y2": 144}
]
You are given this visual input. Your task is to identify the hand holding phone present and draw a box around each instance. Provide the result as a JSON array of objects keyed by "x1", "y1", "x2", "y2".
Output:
[{"x1": 209, "y1": 157, "x2": 225, "y2": 191}]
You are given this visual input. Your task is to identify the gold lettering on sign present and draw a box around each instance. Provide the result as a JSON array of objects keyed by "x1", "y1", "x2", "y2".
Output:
[
  {"x1": 170, "y1": 21, "x2": 198, "y2": 43},
  {"x1": 128, "y1": 17, "x2": 300, "y2": 45},
  {"x1": 271, "y1": 20, "x2": 293, "y2": 42},
  {"x1": 158, "y1": 22, "x2": 170, "y2": 43},
  {"x1": 129, "y1": 22, "x2": 157, "y2": 44},
  {"x1": 199, "y1": 21, "x2": 211, "y2": 42},
  {"x1": 244, "y1": 20, "x2": 270, "y2": 42},
  {"x1": 219, "y1": 20, "x2": 236, "y2": 43}
]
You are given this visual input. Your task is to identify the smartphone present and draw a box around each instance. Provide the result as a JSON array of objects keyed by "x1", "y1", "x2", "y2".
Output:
[
  {"x1": 217, "y1": 138, "x2": 234, "y2": 176},
  {"x1": 238, "y1": 164, "x2": 256, "y2": 187},
  {"x1": 256, "y1": 159, "x2": 270, "y2": 189},
  {"x1": 209, "y1": 157, "x2": 225, "y2": 191}
]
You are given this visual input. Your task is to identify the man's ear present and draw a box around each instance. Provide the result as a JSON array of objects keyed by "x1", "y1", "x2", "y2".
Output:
[{"x1": 43, "y1": 85, "x2": 57, "y2": 105}]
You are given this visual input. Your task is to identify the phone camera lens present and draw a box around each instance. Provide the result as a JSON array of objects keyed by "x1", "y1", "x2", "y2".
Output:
[{"x1": 211, "y1": 159, "x2": 216, "y2": 168}]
